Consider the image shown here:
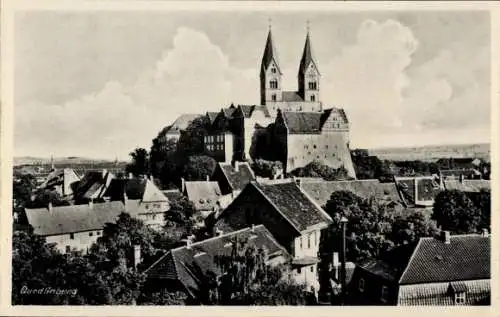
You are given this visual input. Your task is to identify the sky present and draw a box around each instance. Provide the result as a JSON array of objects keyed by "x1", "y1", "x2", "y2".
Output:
[{"x1": 14, "y1": 10, "x2": 491, "y2": 160}]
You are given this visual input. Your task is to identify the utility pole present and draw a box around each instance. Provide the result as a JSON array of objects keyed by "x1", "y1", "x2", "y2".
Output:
[{"x1": 340, "y1": 216, "x2": 348, "y2": 305}]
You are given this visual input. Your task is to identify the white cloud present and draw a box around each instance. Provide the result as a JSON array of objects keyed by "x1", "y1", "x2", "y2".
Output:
[
  {"x1": 15, "y1": 27, "x2": 257, "y2": 159},
  {"x1": 15, "y1": 21, "x2": 490, "y2": 158}
]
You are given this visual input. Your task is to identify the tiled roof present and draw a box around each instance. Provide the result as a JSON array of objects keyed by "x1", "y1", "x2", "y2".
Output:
[
  {"x1": 145, "y1": 225, "x2": 290, "y2": 296},
  {"x1": 238, "y1": 105, "x2": 271, "y2": 118},
  {"x1": 440, "y1": 169, "x2": 480, "y2": 178},
  {"x1": 282, "y1": 111, "x2": 322, "y2": 134},
  {"x1": 399, "y1": 234, "x2": 490, "y2": 285},
  {"x1": 463, "y1": 180, "x2": 490, "y2": 191},
  {"x1": 25, "y1": 201, "x2": 129, "y2": 236},
  {"x1": 218, "y1": 162, "x2": 256, "y2": 192},
  {"x1": 184, "y1": 181, "x2": 222, "y2": 211},
  {"x1": 299, "y1": 179, "x2": 402, "y2": 207},
  {"x1": 104, "y1": 178, "x2": 168, "y2": 202},
  {"x1": 39, "y1": 168, "x2": 81, "y2": 193},
  {"x1": 166, "y1": 114, "x2": 203, "y2": 134},
  {"x1": 74, "y1": 170, "x2": 115, "y2": 200},
  {"x1": 282, "y1": 91, "x2": 304, "y2": 102},
  {"x1": 253, "y1": 181, "x2": 332, "y2": 232}
]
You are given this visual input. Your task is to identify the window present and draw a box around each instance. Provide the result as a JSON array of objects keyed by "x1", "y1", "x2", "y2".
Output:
[
  {"x1": 308, "y1": 82, "x2": 317, "y2": 90},
  {"x1": 455, "y1": 292, "x2": 466, "y2": 305},
  {"x1": 310, "y1": 95, "x2": 316, "y2": 102},
  {"x1": 271, "y1": 94, "x2": 277, "y2": 101},
  {"x1": 65, "y1": 246, "x2": 71, "y2": 254},
  {"x1": 70, "y1": 233, "x2": 74, "y2": 240},
  {"x1": 89, "y1": 232, "x2": 93, "y2": 237},
  {"x1": 313, "y1": 144, "x2": 316, "y2": 149},
  {"x1": 381, "y1": 285, "x2": 389, "y2": 303},
  {"x1": 308, "y1": 233, "x2": 311, "y2": 249},
  {"x1": 314, "y1": 231, "x2": 317, "y2": 245},
  {"x1": 269, "y1": 80, "x2": 278, "y2": 89},
  {"x1": 299, "y1": 237, "x2": 303, "y2": 249},
  {"x1": 310, "y1": 266, "x2": 314, "y2": 273},
  {"x1": 271, "y1": 67, "x2": 277, "y2": 73},
  {"x1": 97, "y1": 231, "x2": 101, "y2": 236},
  {"x1": 358, "y1": 278, "x2": 365, "y2": 293},
  {"x1": 297, "y1": 267, "x2": 302, "y2": 274}
]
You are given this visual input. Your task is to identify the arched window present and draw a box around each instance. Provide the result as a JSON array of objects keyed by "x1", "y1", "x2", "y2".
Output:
[
  {"x1": 310, "y1": 95, "x2": 316, "y2": 102},
  {"x1": 271, "y1": 94, "x2": 277, "y2": 101},
  {"x1": 269, "y1": 79, "x2": 278, "y2": 89},
  {"x1": 308, "y1": 82, "x2": 317, "y2": 90}
]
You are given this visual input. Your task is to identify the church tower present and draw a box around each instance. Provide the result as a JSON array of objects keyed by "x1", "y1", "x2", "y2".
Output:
[
  {"x1": 298, "y1": 29, "x2": 320, "y2": 104},
  {"x1": 260, "y1": 26, "x2": 283, "y2": 106}
]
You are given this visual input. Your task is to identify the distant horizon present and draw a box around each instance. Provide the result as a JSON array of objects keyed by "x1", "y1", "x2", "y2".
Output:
[{"x1": 14, "y1": 141, "x2": 491, "y2": 163}]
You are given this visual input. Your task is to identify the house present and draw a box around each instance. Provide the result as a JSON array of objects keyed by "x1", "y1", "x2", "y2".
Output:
[
  {"x1": 38, "y1": 168, "x2": 81, "y2": 198},
  {"x1": 213, "y1": 179, "x2": 333, "y2": 293},
  {"x1": 272, "y1": 109, "x2": 356, "y2": 178},
  {"x1": 348, "y1": 231, "x2": 490, "y2": 305},
  {"x1": 297, "y1": 178, "x2": 403, "y2": 209},
  {"x1": 211, "y1": 161, "x2": 256, "y2": 196},
  {"x1": 103, "y1": 177, "x2": 171, "y2": 229},
  {"x1": 182, "y1": 178, "x2": 222, "y2": 219},
  {"x1": 394, "y1": 176, "x2": 441, "y2": 208},
  {"x1": 73, "y1": 169, "x2": 115, "y2": 203},
  {"x1": 24, "y1": 200, "x2": 141, "y2": 254},
  {"x1": 436, "y1": 158, "x2": 483, "y2": 170},
  {"x1": 144, "y1": 224, "x2": 291, "y2": 303},
  {"x1": 202, "y1": 105, "x2": 237, "y2": 163}
]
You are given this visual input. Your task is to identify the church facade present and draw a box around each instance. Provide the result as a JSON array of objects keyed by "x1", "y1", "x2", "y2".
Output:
[{"x1": 196, "y1": 27, "x2": 356, "y2": 178}]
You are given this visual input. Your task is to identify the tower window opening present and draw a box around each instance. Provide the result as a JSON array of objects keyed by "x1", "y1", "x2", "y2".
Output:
[
  {"x1": 308, "y1": 82, "x2": 317, "y2": 90},
  {"x1": 271, "y1": 67, "x2": 277, "y2": 73},
  {"x1": 271, "y1": 94, "x2": 277, "y2": 101},
  {"x1": 310, "y1": 95, "x2": 316, "y2": 102},
  {"x1": 270, "y1": 80, "x2": 278, "y2": 89}
]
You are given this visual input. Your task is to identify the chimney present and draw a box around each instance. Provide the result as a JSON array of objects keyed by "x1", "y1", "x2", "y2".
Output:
[
  {"x1": 48, "y1": 202, "x2": 53, "y2": 212},
  {"x1": 440, "y1": 230, "x2": 451, "y2": 244},
  {"x1": 206, "y1": 175, "x2": 210, "y2": 182},
  {"x1": 181, "y1": 177, "x2": 186, "y2": 193},
  {"x1": 294, "y1": 177, "x2": 301, "y2": 188},
  {"x1": 332, "y1": 252, "x2": 340, "y2": 280},
  {"x1": 251, "y1": 224, "x2": 255, "y2": 232},
  {"x1": 186, "y1": 235, "x2": 195, "y2": 249},
  {"x1": 131, "y1": 244, "x2": 141, "y2": 269},
  {"x1": 123, "y1": 192, "x2": 128, "y2": 204},
  {"x1": 89, "y1": 199, "x2": 94, "y2": 209},
  {"x1": 482, "y1": 228, "x2": 489, "y2": 237}
]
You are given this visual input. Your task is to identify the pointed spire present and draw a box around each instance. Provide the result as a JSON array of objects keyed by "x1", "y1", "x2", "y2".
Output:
[
  {"x1": 261, "y1": 21, "x2": 281, "y2": 77},
  {"x1": 50, "y1": 154, "x2": 55, "y2": 171},
  {"x1": 299, "y1": 23, "x2": 319, "y2": 76}
]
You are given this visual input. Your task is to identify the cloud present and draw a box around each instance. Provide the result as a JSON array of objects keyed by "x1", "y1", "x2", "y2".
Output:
[
  {"x1": 318, "y1": 19, "x2": 489, "y2": 148},
  {"x1": 15, "y1": 27, "x2": 257, "y2": 159},
  {"x1": 15, "y1": 21, "x2": 490, "y2": 158}
]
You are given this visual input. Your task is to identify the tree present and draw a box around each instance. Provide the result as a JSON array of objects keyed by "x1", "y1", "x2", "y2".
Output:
[
  {"x1": 29, "y1": 188, "x2": 70, "y2": 208},
  {"x1": 13, "y1": 173, "x2": 37, "y2": 210},
  {"x1": 290, "y1": 160, "x2": 352, "y2": 181},
  {"x1": 468, "y1": 189, "x2": 491, "y2": 231},
  {"x1": 126, "y1": 148, "x2": 150, "y2": 177},
  {"x1": 351, "y1": 155, "x2": 393, "y2": 181},
  {"x1": 150, "y1": 136, "x2": 181, "y2": 189},
  {"x1": 432, "y1": 190, "x2": 482, "y2": 234},
  {"x1": 251, "y1": 159, "x2": 283, "y2": 179},
  {"x1": 390, "y1": 211, "x2": 438, "y2": 245},
  {"x1": 182, "y1": 155, "x2": 217, "y2": 181}
]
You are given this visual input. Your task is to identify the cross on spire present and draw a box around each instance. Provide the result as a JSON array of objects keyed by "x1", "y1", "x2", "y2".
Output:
[
  {"x1": 268, "y1": 18, "x2": 272, "y2": 30},
  {"x1": 306, "y1": 20, "x2": 310, "y2": 33}
]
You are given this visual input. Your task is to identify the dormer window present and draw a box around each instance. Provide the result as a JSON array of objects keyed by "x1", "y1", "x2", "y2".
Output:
[
  {"x1": 449, "y1": 282, "x2": 468, "y2": 305},
  {"x1": 455, "y1": 292, "x2": 466, "y2": 304}
]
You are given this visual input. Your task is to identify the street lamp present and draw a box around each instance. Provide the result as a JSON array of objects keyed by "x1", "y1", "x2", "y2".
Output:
[{"x1": 339, "y1": 216, "x2": 348, "y2": 305}]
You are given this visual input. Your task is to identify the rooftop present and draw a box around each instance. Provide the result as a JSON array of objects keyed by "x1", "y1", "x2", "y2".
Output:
[
  {"x1": 218, "y1": 162, "x2": 256, "y2": 192},
  {"x1": 252, "y1": 180, "x2": 332, "y2": 232},
  {"x1": 165, "y1": 114, "x2": 203, "y2": 134},
  {"x1": 184, "y1": 181, "x2": 222, "y2": 211}
]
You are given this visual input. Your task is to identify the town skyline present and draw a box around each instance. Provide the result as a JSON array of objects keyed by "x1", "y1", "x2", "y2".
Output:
[{"x1": 14, "y1": 10, "x2": 490, "y2": 159}]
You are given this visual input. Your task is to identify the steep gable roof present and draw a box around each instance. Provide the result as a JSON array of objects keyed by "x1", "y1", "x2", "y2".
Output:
[
  {"x1": 299, "y1": 179, "x2": 402, "y2": 207},
  {"x1": 238, "y1": 105, "x2": 271, "y2": 118},
  {"x1": 252, "y1": 181, "x2": 332, "y2": 232},
  {"x1": 218, "y1": 162, "x2": 256, "y2": 192},
  {"x1": 206, "y1": 112, "x2": 219, "y2": 125},
  {"x1": 74, "y1": 170, "x2": 115, "y2": 200},
  {"x1": 299, "y1": 31, "x2": 320, "y2": 76},
  {"x1": 395, "y1": 176, "x2": 441, "y2": 207},
  {"x1": 260, "y1": 29, "x2": 281, "y2": 76},
  {"x1": 25, "y1": 201, "x2": 128, "y2": 236},
  {"x1": 145, "y1": 225, "x2": 290, "y2": 297},
  {"x1": 279, "y1": 109, "x2": 346, "y2": 134},
  {"x1": 104, "y1": 178, "x2": 168, "y2": 202},
  {"x1": 282, "y1": 91, "x2": 304, "y2": 102},
  {"x1": 184, "y1": 181, "x2": 222, "y2": 211},
  {"x1": 399, "y1": 234, "x2": 490, "y2": 284}
]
